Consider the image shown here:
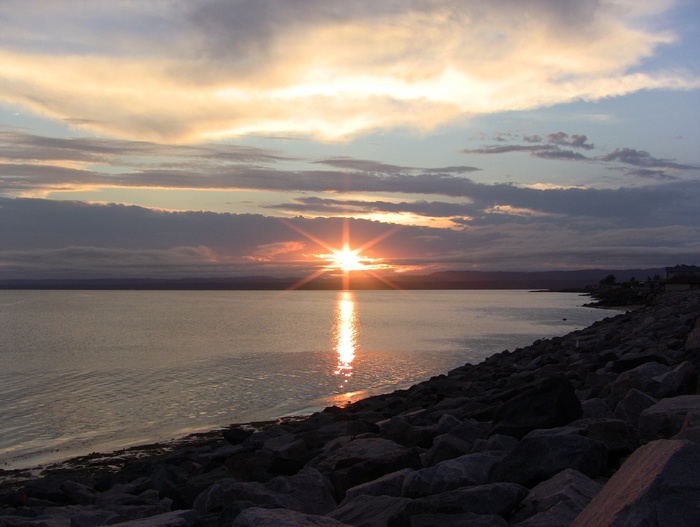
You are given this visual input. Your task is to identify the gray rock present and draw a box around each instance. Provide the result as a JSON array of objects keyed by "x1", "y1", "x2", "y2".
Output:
[
  {"x1": 409, "y1": 512, "x2": 507, "y2": 527},
  {"x1": 490, "y1": 434, "x2": 608, "y2": 487},
  {"x1": 394, "y1": 482, "x2": 527, "y2": 524},
  {"x1": 580, "y1": 398, "x2": 614, "y2": 419},
  {"x1": 69, "y1": 510, "x2": 113, "y2": 527},
  {"x1": 265, "y1": 468, "x2": 336, "y2": 515},
  {"x1": 420, "y1": 434, "x2": 473, "y2": 467},
  {"x1": 568, "y1": 418, "x2": 638, "y2": 456},
  {"x1": 512, "y1": 501, "x2": 585, "y2": 527},
  {"x1": 653, "y1": 361, "x2": 698, "y2": 397},
  {"x1": 342, "y1": 468, "x2": 414, "y2": 502},
  {"x1": 263, "y1": 433, "x2": 309, "y2": 461},
  {"x1": 469, "y1": 434, "x2": 519, "y2": 454},
  {"x1": 685, "y1": 318, "x2": 700, "y2": 351},
  {"x1": 612, "y1": 388, "x2": 658, "y2": 425},
  {"x1": 403, "y1": 452, "x2": 505, "y2": 498},
  {"x1": 327, "y1": 495, "x2": 411, "y2": 527},
  {"x1": 638, "y1": 395, "x2": 700, "y2": 444},
  {"x1": 106, "y1": 509, "x2": 198, "y2": 527},
  {"x1": 572, "y1": 439, "x2": 700, "y2": 527},
  {"x1": 230, "y1": 507, "x2": 351, "y2": 526},
  {"x1": 489, "y1": 376, "x2": 582, "y2": 439},
  {"x1": 147, "y1": 464, "x2": 188, "y2": 495},
  {"x1": 609, "y1": 362, "x2": 669, "y2": 403},
  {"x1": 307, "y1": 438, "x2": 410, "y2": 473},
  {"x1": 59, "y1": 480, "x2": 100, "y2": 506},
  {"x1": 510, "y1": 469, "x2": 603, "y2": 525},
  {"x1": 377, "y1": 416, "x2": 434, "y2": 448},
  {"x1": 193, "y1": 479, "x2": 296, "y2": 515}
]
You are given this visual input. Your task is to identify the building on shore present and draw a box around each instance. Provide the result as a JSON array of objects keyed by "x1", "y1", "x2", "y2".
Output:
[{"x1": 665, "y1": 265, "x2": 700, "y2": 291}]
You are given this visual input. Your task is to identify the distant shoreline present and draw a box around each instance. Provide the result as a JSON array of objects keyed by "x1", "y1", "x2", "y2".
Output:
[{"x1": 0, "y1": 267, "x2": 663, "y2": 292}]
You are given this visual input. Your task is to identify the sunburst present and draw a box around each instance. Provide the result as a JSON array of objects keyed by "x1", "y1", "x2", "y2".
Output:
[{"x1": 282, "y1": 218, "x2": 401, "y2": 289}]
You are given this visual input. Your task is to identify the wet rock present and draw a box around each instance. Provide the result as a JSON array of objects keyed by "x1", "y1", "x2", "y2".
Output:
[{"x1": 572, "y1": 439, "x2": 700, "y2": 527}]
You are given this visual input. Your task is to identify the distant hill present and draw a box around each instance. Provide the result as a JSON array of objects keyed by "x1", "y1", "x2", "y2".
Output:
[{"x1": 0, "y1": 268, "x2": 665, "y2": 291}]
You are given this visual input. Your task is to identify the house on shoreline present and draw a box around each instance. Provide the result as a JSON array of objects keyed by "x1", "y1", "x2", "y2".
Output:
[{"x1": 665, "y1": 265, "x2": 700, "y2": 291}]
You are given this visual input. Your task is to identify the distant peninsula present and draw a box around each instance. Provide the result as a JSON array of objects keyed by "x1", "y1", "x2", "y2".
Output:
[{"x1": 0, "y1": 268, "x2": 665, "y2": 291}]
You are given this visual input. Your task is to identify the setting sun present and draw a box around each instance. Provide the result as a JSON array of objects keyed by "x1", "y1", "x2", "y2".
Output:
[{"x1": 331, "y1": 245, "x2": 366, "y2": 272}]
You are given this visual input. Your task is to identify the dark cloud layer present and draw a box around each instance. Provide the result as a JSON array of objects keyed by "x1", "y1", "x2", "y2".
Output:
[
  {"x1": 1, "y1": 189, "x2": 698, "y2": 279},
  {"x1": 1, "y1": 128, "x2": 699, "y2": 279}
]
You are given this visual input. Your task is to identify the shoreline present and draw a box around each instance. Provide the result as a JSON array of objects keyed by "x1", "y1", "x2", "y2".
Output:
[{"x1": 2, "y1": 290, "x2": 699, "y2": 525}]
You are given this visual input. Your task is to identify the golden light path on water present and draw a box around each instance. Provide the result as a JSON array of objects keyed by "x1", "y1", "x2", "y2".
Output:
[{"x1": 334, "y1": 291, "x2": 357, "y2": 384}]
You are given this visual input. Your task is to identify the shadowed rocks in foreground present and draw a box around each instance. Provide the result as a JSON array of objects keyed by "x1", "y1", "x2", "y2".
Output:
[{"x1": 2, "y1": 291, "x2": 700, "y2": 527}]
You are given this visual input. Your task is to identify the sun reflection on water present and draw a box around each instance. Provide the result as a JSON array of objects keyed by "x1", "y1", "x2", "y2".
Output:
[{"x1": 334, "y1": 291, "x2": 357, "y2": 383}]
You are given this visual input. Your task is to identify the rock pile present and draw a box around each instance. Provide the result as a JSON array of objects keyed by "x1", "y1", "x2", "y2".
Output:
[{"x1": 2, "y1": 291, "x2": 700, "y2": 526}]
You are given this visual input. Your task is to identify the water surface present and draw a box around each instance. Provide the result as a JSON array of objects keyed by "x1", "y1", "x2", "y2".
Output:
[{"x1": 0, "y1": 289, "x2": 606, "y2": 469}]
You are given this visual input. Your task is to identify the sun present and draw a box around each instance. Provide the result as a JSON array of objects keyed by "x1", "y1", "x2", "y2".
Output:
[{"x1": 330, "y1": 244, "x2": 366, "y2": 272}]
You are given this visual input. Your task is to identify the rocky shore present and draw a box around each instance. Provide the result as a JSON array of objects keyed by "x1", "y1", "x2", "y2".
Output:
[{"x1": 2, "y1": 290, "x2": 700, "y2": 527}]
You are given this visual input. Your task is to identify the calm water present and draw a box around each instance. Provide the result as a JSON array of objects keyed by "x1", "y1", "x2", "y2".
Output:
[{"x1": 0, "y1": 289, "x2": 607, "y2": 469}]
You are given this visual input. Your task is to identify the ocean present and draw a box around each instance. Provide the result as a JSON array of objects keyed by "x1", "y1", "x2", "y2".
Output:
[{"x1": 0, "y1": 289, "x2": 608, "y2": 469}]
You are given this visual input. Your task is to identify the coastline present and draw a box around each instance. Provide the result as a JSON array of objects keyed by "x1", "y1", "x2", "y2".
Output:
[{"x1": 2, "y1": 290, "x2": 699, "y2": 526}]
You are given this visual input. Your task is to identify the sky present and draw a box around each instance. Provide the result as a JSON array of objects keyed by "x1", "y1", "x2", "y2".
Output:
[{"x1": 1, "y1": 0, "x2": 699, "y2": 280}]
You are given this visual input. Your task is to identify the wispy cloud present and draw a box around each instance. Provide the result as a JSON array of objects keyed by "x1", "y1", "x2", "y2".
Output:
[{"x1": 0, "y1": 1, "x2": 696, "y2": 141}]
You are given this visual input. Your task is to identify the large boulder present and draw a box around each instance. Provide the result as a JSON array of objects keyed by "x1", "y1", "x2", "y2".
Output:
[
  {"x1": 402, "y1": 452, "x2": 505, "y2": 498},
  {"x1": 638, "y1": 395, "x2": 700, "y2": 444},
  {"x1": 490, "y1": 432, "x2": 608, "y2": 487},
  {"x1": 231, "y1": 507, "x2": 351, "y2": 526},
  {"x1": 572, "y1": 439, "x2": 700, "y2": 526},
  {"x1": 612, "y1": 388, "x2": 658, "y2": 425},
  {"x1": 408, "y1": 512, "x2": 507, "y2": 526},
  {"x1": 509, "y1": 469, "x2": 603, "y2": 526},
  {"x1": 326, "y1": 495, "x2": 411, "y2": 527},
  {"x1": 342, "y1": 468, "x2": 414, "y2": 502},
  {"x1": 307, "y1": 438, "x2": 422, "y2": 498},
  {"x1": 105, "y1": 509, "x2": 198, "y2": 527},
  {"x1": 392, "y1": 482, "x2": 527, "y2": 526},
  {"x1": 489, "y1": 376, "x2": 582, "y2": 439}
]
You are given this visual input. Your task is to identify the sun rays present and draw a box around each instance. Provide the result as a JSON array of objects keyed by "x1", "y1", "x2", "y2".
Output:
[{"x1": 282, "y1": 218, "x2": 402, "y2": 290}]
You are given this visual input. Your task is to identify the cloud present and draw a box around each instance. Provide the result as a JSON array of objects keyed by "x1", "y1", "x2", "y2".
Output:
[
  {"x1": 626, "y1": 168, "x2": 681, "y2": 181},
  {"x1": 0, "y1": 1, "x2": 696, "y2": 141},
  {"x1": 600, "y1": 148, "x2": 698, "y2": 170},
  {"x1": 3, "y1": 171, "x2": 700, "y2": 279},
  {"x1": 545, "y1": 132, "x2": 595, "y2": 150},
  {"x1": 462, "y1": 133, "x2": 699, "y2": 176}
]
